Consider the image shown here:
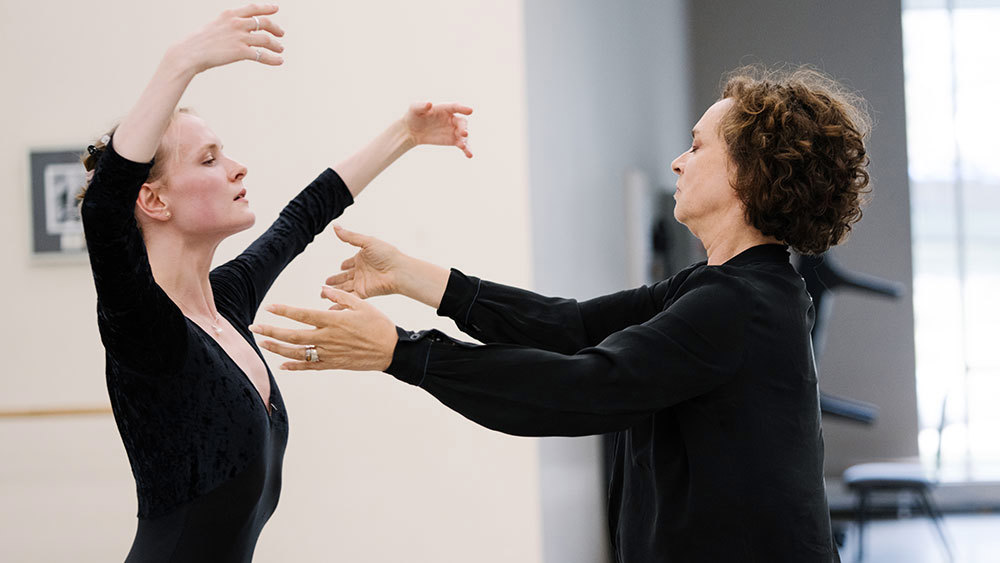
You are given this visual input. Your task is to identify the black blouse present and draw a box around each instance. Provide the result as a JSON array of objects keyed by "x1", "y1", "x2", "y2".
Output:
[
  {"x1": 387, "y1": 245, "x2": 839, "y2": 562},
  {"x1": 81, "y1": 144, "x2": 353, "y2": 562}
]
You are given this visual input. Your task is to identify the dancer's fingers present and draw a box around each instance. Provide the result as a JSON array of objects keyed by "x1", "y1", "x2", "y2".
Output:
[
  {"x1": 438, "y1": 102, "x2": 474, "y2": 115},
  {"x1": 453, "y1": 115, "x2": 469, "y2": 137},
  {"x1": 247, "y1": 32, "x2": 284, "y2": 54},
  {"x1": 232, "y1": 3, "x2": 280, "y2": 19},
  {"x1": 247, "y1": 46, "x2": 284, "y2": 66},
  {"x1": 245, "y1": 15, "x2": 285, "y2": 37},
  {"x1": 325, "y1": 271, "x2": 353, "y2": 286},
  {"x1": 409, "y1": 101, "x2": 434, "y2": 115}
]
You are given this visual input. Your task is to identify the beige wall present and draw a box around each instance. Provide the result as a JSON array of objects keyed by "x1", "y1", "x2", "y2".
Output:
[{"x1": 0, "y1": 1, "x2": 542, "y2": 561}]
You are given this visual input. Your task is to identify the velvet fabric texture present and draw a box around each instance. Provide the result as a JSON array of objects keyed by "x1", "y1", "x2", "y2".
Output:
[
  {"x1": 81, "y1": 143, "x2": 353, "y2": 562},
  {"x1": 388, "y1": 245, "x2": 839, "y2": 562}
]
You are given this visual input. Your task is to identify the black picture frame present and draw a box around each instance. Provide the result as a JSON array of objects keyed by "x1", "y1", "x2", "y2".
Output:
[{"x1": 30, "y1": 149, "x2": 88, "y2": 259}]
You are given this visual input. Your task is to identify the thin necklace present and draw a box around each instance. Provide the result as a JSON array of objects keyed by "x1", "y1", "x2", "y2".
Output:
[
  {"x1": 173, "y1": 291, "x2": 224, "y2": 336},
  {"x1": 210, "y1": 313, "x2": 223, "y2": 335},
  {"x1": 182, "y1": 306, "x2": 224, "y2": 336}
]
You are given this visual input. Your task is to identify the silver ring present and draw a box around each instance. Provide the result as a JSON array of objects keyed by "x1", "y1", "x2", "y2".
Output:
[
  {"x1": 255, "y1": 48, "x2": 262, "y2": 62},
  {"x1": 252, "y1": 16, "x2": 260, "y2": 32},
  {"x1": 305, "y1": 345, "x2": 319, "y2": 363}
]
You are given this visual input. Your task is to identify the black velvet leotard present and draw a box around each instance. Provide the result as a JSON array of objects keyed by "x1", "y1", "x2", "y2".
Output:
[{"x1": 81, "y1": 143, "x2": 353, "y2": 562}]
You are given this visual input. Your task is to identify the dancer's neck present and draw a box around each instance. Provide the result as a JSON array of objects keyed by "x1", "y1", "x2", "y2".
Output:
[{"x1": 146, "y1": 233, "x2": 222, "y2": 321}]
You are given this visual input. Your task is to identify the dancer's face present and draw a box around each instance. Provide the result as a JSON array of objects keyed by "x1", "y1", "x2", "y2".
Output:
[
  {"x1": 670, "y1": 98, "x2": 741, "y2": 230},
  {"x1": 156, "y1": 113, "x2": 255, "y2": 237}
]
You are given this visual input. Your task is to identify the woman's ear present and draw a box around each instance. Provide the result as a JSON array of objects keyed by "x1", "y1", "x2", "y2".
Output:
[{"x1": 136, "y1": 182, "x2": 171, "y2": 221}]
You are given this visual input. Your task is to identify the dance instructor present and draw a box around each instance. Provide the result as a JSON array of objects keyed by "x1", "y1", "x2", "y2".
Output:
[
  {"x1": 253, "y1": 67, "x2": 869, "y2": 562},
  {"x1": 80, "y1": 4, "x2": 472, "y2": 561}
]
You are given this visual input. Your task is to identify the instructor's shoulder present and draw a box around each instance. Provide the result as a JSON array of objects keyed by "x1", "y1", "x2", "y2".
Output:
[
  {"x1": 664, "y1": 265, "x2": 760, "y2": 326},
  {"x1": 679, "y1": 264, "x2": 757, "y2": 302}
]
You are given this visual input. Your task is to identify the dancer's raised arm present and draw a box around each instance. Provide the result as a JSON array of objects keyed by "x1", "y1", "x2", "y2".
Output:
[
  {"x1": 334, "y1": 102, "x2": 473, "y2": 198},
  {"x1": 80, "y1": 5, "x2": 285, "y2": 372},
  {"x1": 113, "y1": 4, "x2": 285, "y2": 163}
]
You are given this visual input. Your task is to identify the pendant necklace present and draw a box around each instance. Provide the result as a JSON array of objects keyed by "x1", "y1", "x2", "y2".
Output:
[
  {"x1": 178, "y1": 299, "x2": 224, "y2": 336},
  {"x1": 211, "y1": 314, "x2": 223, "y2": 335}
]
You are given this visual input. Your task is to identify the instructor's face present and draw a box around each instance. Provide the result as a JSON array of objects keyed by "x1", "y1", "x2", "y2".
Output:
[{"x1": 670, "y1": 99, "x2": 740, "y2": 229}]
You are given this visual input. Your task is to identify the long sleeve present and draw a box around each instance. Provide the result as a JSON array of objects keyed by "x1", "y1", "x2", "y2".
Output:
[
  {"x1": 210, "y1": 169, "x2": 353, "y2": 325},
  {"x1": 436, "y1": 268, "x2": 691, "y2": 354},
  {"x1": 81, "y1": 143, "x2": 186, "y2": 374},
  {"x1": 390, "y1": 267, "x2": 755, "y2": 437}
]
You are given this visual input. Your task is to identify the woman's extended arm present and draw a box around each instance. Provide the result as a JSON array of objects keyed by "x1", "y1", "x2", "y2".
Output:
[
  {"x1": 326, "y1": 227, "x2": 674, "y2": 353},
  {"x1": 326, "y1": 226, "x2": 452, "y2": 307},
  {"x1": 251, "y1": 268, "x2": 752, "y2": 437}
]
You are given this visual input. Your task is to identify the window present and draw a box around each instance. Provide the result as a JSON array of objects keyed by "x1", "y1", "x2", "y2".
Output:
[{"x1": 903, "y1": 0, "x2": 1000, "y2": 475}]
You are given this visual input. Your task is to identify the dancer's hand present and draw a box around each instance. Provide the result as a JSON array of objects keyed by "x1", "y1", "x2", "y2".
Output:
[
  {"x1": 167, "y1": 4, "x2": 286, "y2": 76},
  {"x1": 111, "y1": 4, "x2": 285, "y2": 165},
  {"x1": 326, "y1": 226, "x2": 405, "y2": 299},
  {"x1": 252, "y1": 288, "x2": 398, "y2": 372},
  {"x1": 327, "y1": 226, "x2": 451, "y2": 309},
  {"x1": 403, "y1": 102, "x2": 474, "y2": 158},
  {"x1": 331, "y1": 101, "x2": 474, "y2": 198}
]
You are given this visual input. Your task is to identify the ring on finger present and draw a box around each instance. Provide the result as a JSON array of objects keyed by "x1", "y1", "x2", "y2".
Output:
[
  {"x1": 255, "y1": 48, "x2": 262, "y2": 62},
  {"x1": 305, "y1": 345, "x2": 320, "y2": 363},
  {"x1": 252, "y1": 15, "x2": 260, "y2": 32}
]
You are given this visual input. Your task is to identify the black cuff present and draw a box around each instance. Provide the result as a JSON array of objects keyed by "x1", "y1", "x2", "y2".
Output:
[
  {"x1": 96, "y1": 139, "x2": 156, "y2": 190},
  {"x1": 386, "y1": 326, "x2": 433, "y2": 386},
  {"x1": 320, "y1": 168, "x2": 355, "y2": 207},
  {"x1": 437, "y1": 269, "x2": 482, "y2": 326}
]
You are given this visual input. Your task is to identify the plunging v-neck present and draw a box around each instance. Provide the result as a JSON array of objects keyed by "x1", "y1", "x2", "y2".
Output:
[{"x1": 185, "y1": 312, "x2": 274, "y2": 418}]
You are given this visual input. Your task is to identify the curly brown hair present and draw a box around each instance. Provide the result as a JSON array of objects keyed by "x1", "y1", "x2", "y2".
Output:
[{"x1": 719, "y1": 65, "x2": 871, "y2": 255}]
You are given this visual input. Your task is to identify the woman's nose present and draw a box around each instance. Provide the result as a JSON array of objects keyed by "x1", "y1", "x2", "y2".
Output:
[
  {"x1": 671, "y1": 153, "x2": 684, "y2": 175},
  {"x1": 230, "y1": 160, "x2": 248, "y2": 182}
]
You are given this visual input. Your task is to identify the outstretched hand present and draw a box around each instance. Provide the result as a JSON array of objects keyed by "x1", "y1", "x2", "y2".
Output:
[
  {"x1": 171, "y1": 4, "x2": 286, "y2": 75},
  {"x1": 325, "y1": 226, "x2": 404, "y2": 299},
  {"x1": 251, "y1": 287, "x2": 398, "y2": 372},
  {"x1": 403, "y1": 102, "x2": 474, "y2": 158}
]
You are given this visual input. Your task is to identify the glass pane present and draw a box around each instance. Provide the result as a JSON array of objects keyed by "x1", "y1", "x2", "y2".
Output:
[
  {"x1": 954, "y1": 10, "x2": 1000, "y2": 182},
  {"x1": 903, "y1": 2, "x2": 1000, "y2": 469},
  {"x1": 903, "y1": 10, "x2": 955, "y2": 183},
  {"x1": 965, "y1": 245, "x2": 1000, "y2": 369}
]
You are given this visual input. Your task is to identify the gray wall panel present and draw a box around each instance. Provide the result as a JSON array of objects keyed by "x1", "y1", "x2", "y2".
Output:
[
  {"x1": 523, "y1": 1, "x2": 691, "y2": 561},
  {"x1": 688, "y1": 0, "x2": 919, "y2": 473}
]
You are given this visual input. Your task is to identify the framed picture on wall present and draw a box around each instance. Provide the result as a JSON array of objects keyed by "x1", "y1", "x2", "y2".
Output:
[{"x1": 30, "y1": 149, "x2": 88, "y2": 259}]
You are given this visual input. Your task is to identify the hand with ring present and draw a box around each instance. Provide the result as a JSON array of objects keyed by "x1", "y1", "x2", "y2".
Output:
[
  {"x1": 304, "y1": 345, "x2": 320, "y2": 363},
  {"x1": 250, "y1": 287, "x2": 398, "y2": 372},
  {"x1": 169, "y1": 3, "x2": 286, "y2": 75}
]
